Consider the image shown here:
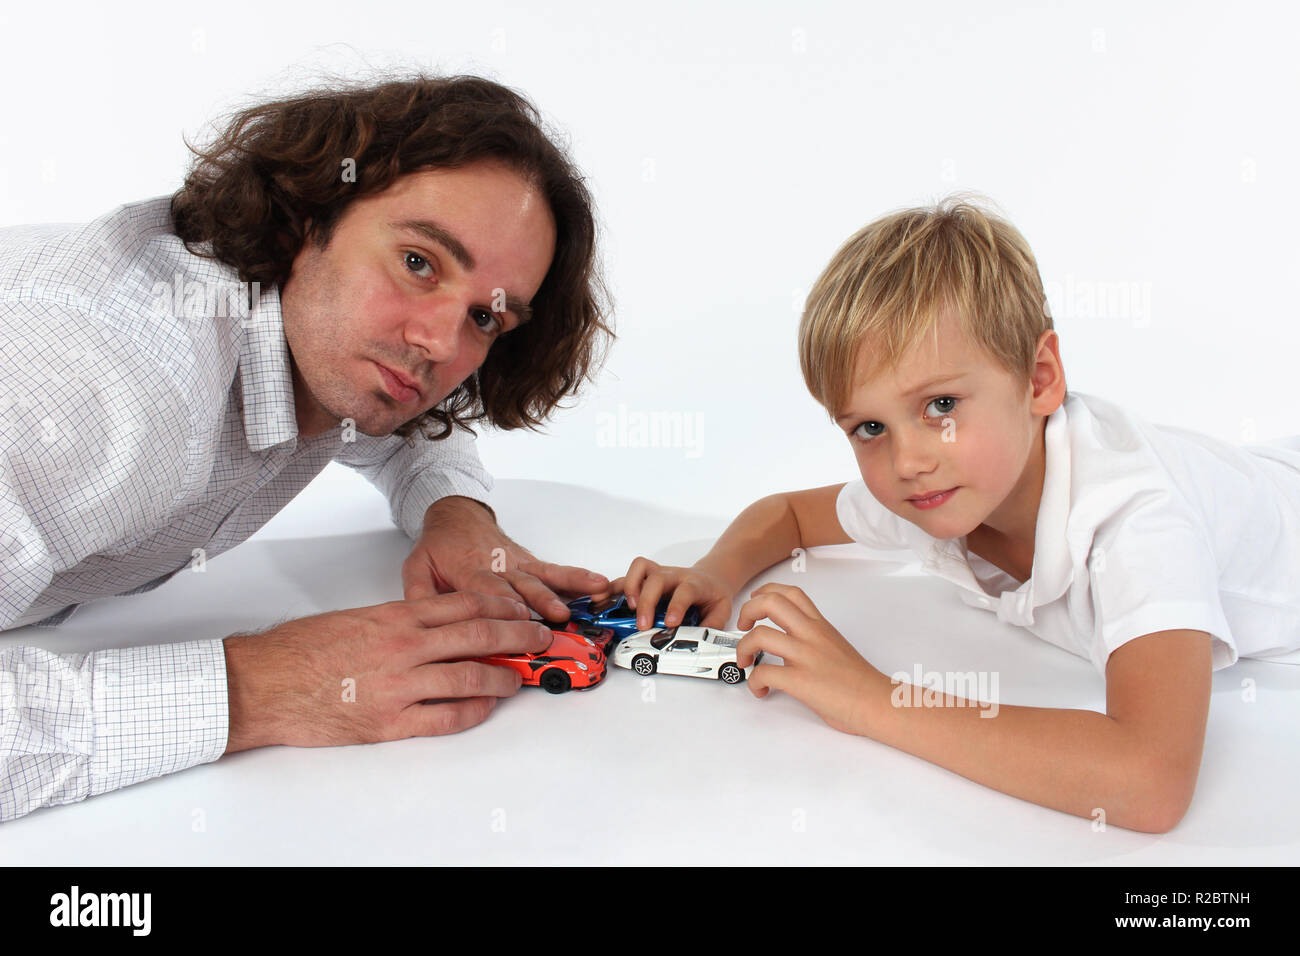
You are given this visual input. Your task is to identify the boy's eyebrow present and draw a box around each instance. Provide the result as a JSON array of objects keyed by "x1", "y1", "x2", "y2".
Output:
[
  {"x1": 834, "y1": 374, "x2": 966, "y2": 423},
  {"x1": 389, "y1": 218, "x2": 534, "y2": 323}
]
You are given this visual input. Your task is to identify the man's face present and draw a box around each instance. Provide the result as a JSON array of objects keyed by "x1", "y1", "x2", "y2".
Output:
[
  {"x1": 280, "y1": 159, "x2": 557, "y2": 439},
  {"x1": 834, "y1": 311, "x2": 1053, "y2": 541}
]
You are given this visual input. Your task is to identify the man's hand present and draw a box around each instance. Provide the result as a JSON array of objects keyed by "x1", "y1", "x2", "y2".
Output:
[
  {"x1": 402, "y1": 496, "x2": 609, "y2": 622},
  {"x1": 223, "y1": 592, "x2": 554, "y2": 753},
  {"x1": 735, "y1": 582, "x2": 888, "y2": 735}
]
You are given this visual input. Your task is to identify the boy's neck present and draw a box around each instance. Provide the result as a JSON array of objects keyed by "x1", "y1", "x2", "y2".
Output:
[{"x1": 966, "y1": 417, "x2": 1048, "y2": 579}]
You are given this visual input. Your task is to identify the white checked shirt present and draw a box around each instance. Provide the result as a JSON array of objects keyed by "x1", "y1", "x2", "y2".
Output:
[
  {"x1": 836, "y1": 391, "x2": 1300, "y2": 676},
  {"x1": 0, "y1": 197, "x2": 494, "y2": 821}
]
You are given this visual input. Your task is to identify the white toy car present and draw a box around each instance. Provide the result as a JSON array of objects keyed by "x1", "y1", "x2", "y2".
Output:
[{"x1": 611, "y1": 625, "x2": 762, "y2": 684}]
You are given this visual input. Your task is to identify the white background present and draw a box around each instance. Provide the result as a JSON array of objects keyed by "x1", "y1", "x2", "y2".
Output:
[
  {"x1": 4, "y1": 1, "x2": 1299, "y2": 864},
  {"x1": 2, "y1": 0, "x2": 1298, "y2": 522}
]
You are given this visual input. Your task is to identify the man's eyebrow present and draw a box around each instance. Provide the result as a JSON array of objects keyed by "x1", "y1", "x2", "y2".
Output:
[
  {"x1": 834, "y1": 374, "x2": 966, "y2": 423},
  {"x1": 390, "y1": 218, "x2": 475, "y2": 270},
  {"x1": 390, "y1": 218, "x2": 534, "y2": 323}
]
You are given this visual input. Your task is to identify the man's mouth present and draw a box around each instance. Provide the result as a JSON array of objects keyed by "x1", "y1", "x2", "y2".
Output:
[{"x1": 375, "y1": 362, "x2": 422, "y2": 404}]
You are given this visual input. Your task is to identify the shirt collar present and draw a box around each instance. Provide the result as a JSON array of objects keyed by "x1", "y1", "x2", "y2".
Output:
[
  {"x1": 236, "y1": 282, "x2": 301, "y2": 453},
  {"x1": 915, "y1": 399, "x2": 1073, "y2": 624}
]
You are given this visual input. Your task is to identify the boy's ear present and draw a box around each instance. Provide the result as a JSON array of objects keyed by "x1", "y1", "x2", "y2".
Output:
[{"x1": 1029, "y1": 329, "x2": 1066, "y2": 414}]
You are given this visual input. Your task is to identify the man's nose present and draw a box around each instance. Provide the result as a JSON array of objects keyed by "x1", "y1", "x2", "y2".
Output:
[{"x1": 409, "y1": 296, "x2": 464, "y2": 364}]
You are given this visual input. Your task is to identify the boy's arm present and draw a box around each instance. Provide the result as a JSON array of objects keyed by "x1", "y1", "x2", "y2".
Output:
[
  {"x1": 737, "y1": 583, "x2": 1212, "y2": 833},
  {"x1": 867, "y1": 629, "x2": 1211, "y2": 833},
  {"x1": 610, "y1": 483, "x2": 852, "y2": 629},
  {"x1": 694, "y1": 483, "x2": 852, "y2": 595}
]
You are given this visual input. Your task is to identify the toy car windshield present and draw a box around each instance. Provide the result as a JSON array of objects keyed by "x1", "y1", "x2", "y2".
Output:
[{"x1": 649, "y1": 626, "x2": 678, "y2": 650}]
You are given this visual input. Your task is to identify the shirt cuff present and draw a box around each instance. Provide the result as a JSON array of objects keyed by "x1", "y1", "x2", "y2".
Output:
[
  {"x1": 397, "y1": 469, "x2": 495, "y2": 541},
  {"x1": 89, "y1": 639, "x2": 230, "y2": 798}
]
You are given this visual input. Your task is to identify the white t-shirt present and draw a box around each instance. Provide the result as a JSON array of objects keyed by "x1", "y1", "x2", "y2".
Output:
[{"x1": 835, "y1": 391, "x2": 1300, "y2": 675}]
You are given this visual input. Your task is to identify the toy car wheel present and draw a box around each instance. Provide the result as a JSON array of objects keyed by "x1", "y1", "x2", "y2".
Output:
[
  {"x1": 718, "y1": 663, "x2": 744, "y2": 684},
  {"x1": 539, "y1": 668, "x2": 572, "y2": 694},
  {"x1": 632, "y1": 654, "x2": 657, "y2": 676}
]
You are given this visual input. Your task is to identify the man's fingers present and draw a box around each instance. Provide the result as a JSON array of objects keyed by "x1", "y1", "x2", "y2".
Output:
[
  {"x1": 401, "y1": 591, "x2": 531, "y2": 629},
  {"x1": 400, "y1": 552, "x2": 440, "y2": 600},
  {"x1": 496, "y1": 569, "x2": 569, "y2": 621},
  {"x1": 399, "y1": 617, "x2": 554, "y2": 665},
  {"x1": 517, "y1": 560, "x2": 610, "y2": 598},
  {"x1": 406, "y1": 658, "x2": 525, "y2": 703},
  {"x1": 404, "y1": 581, "x2": 439, "y2": 601},
  {"x1": 588, "y1": 575, "x2": 625, "y2": 604},
  {"x1": 394, "y1": 695, "x2": 499, "y2": 738}
]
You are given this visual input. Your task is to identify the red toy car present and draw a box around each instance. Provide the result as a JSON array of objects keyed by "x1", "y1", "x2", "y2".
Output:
[
  {"x1": 481, "y1": 627, "x2": 609, "y2": 694},
  {"x1": 560, "y1": 620, "x2": 617, "y2": 655}
]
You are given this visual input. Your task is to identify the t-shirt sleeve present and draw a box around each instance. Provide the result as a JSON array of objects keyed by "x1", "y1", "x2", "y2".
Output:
[
  {"x1": 1088, "y1": 496, "x2": 1236, "y2": 673},
  {"x1": 834, "y1": 480, "x2": 913, "y2": 552}
]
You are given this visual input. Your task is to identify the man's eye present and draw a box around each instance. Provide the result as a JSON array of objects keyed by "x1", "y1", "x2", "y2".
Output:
[
  {"x1": 404, "y1": 252, "x2": 433, "y2": 279},
  {"x1": 470, "y1": 308, "x2": 502, "y2": 334},
  {"x1": 853, "y1": 421, "x2": 885, "y2": 441},
  {"x1": 925, "y1": 396, "x2": 957, "y2": 418}
]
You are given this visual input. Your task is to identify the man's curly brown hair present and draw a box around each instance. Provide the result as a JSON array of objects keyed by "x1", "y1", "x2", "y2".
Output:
[{"x1": 170, "y1": 72, "x2": 612, "y2": 442}]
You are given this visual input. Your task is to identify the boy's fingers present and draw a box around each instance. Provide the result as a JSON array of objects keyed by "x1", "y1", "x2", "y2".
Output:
[
  {"x1": 636, "y1": 574, "x2": 670, "y2": 630},
  {"x1": 623, "y1": 557, "x2": 656, "y2": 606},
  {"x1": 738, "y1": 592, "x2": 816, "y2": 634},
  {"x1": 736, "y1": 623, "x2": 796, "y2": 667},
  {"x1": 699, "y1": 604, "x2": 731, "y2": 629},
  {"x1": 749, "y1": 582, "x2": 825, "y2": 622},
  {"x1": 746, "y1": 661, "x2": 780, "y2": 699},
  {"x1": 663, "y1": 584, "x2": 698, "y2": 627}
]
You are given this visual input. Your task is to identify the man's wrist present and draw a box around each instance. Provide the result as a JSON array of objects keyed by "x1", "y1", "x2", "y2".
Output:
[
  {"x1": 423, "y1": 494, "x2": 497, "y2": 529},
  {"x1": 223, "y1": 634, "x2": 278, "y2": 754}
]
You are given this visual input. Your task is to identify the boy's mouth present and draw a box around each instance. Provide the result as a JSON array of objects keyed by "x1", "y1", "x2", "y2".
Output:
[{"x1": 906, "y1": 487, "x2": 958, "y2": 510}]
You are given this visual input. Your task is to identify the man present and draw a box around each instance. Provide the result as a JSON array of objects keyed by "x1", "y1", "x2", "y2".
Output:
[{"x1": 0, "y1": 74, "x2": 613, "y2": 820}]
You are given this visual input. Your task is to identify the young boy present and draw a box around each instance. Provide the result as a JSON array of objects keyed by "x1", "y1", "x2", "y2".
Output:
[{"x1": 595, "y1": 198, "x2": 1300, "y2": 833}]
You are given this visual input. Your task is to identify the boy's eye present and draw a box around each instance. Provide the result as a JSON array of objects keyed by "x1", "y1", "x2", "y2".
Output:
[
  {"x1": 925, "y1": 396, "x2": 957, "y2": 418},
  {"x1": 853, "y1": 421, "x2": 886, "y2": 441}
]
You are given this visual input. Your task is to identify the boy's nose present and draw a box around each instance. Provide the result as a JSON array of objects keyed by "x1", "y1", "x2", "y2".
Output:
[{"x1": 891, "y1": 430, "x2": 938, "y2": 480}]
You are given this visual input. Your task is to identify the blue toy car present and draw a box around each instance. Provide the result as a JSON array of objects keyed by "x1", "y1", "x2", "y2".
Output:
[{"x1": 566, "y1": 594, "x2": 701, "y2": 643}]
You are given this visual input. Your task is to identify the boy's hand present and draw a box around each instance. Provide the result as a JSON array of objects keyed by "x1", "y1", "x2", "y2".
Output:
[
  {"x1": 736, "y1": 582, "x2": 887, "y2": 735},
  {"x1": 595, "y1": 558, "x2": 735, "y2": 630}
]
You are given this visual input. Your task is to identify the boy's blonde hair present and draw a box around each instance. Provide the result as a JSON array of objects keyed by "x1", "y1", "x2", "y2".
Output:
[{"x1": 798, "y1": 196, "x2": 1055, "y2": 417}]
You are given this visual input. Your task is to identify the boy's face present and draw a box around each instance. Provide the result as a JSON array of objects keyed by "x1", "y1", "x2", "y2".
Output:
[
  {"x1": 280, "y1": 159, "x2": 557, "y2": 439},
  {"x1": 834, "y1": 310, "x2": 1062, "y2": 542}
]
